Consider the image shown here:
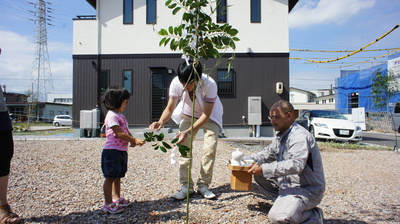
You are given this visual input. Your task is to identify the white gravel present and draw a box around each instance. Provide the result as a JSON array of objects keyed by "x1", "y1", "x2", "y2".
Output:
[{"x1": 7, "y1": 138, "x2": 400, "y2": 223}]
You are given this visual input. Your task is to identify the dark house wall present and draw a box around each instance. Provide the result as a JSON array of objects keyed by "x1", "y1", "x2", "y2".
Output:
[{"x1": 72, "y1": 53, "x2": 289, "y2": 128}]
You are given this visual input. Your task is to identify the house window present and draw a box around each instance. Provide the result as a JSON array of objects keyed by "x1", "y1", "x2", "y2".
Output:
[
  {"x1": 251, "y1": 0, "x2": 261, "y2": 23},
  {"x1": 394, "y1": 102, "x2": 400, "y2": 113},
  {"x1": 123, "y1": 0, "x2": 133, "y2": 24},
  {"x1": 123, "y1": 70, "x2": 133, "y2": 94},
  {"x1": 99, "y1": 70, "x2": 110, "y2": 93},
  {"x1": 147, "y1": 0, "x2": 156, "y2": 24},
  {"x1": 348, "y1": 92, "x2": 359, "y2": 108},
  {"x1": 217, "y1": 69, "x2": 235, "y2": 95},
  {"x1": 216, "y1": 0, "x2": 227, "y2": 23}
]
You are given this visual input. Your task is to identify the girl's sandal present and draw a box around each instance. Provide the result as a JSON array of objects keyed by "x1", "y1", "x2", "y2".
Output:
[
  {"x1": 0, "y1": 204, "x2": 21, "y2": 224},
  {"x1": 101, "y1": 203, "x2": 124, "y2": 214},
  {"x1": 113, "y1": 197, "x2": 132, "y2": 207}
]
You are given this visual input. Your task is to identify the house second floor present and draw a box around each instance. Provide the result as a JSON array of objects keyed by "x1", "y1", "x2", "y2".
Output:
[{"x1": 73, "y1": 0, "x2": 298, "y2": 55}]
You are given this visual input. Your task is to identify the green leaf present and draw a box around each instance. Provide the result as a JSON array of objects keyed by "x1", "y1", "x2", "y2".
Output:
[
  {"x1": 172, "y1": 7, "x2": 181, "y2": 15},
  {"x1": 168, "y1": 26, "x2": 174, "y2": 34},
  {"x1": 156, "y1": 133, "x2": 165, "y2": 141},
  {"x1": 228, "y1": 28, "x2": 239, "y2": 36},
  {"x1": 159, "y1": 38, "x2": 166, "y2": 46},
  {"x1": 165, "y1": 0, "x2": 172, "y2": 6},
  {"x1": 154, "y1": 145, "x2": 159, "y2": 150},
  {"x1": 168, "y1": 3, "x2": 177, "y2": 9},
  {"x1": 164, "y1": 38, "x2": 171, "y2": 46},
  {"x1": 158, "y1": 29, "x2": 168, "y2": 36},
  {"x1": 162, "y1": 141, "x2": 172, "y2": 149},
  {"x1": 160, "y1": 146, "x2": 167, "y2": 153},
  {"x1": 178, "y1": 147, "x2": 187, "y2": 156},
  {"x1": 171, "y1": 138, "x2": 179, "y2": 144},
  {"x1": 177, "y1": 144, "x2": 190, "y2": 151},
  {"x1": 144, "y1": 132, "x2": 154, "y2": 142}
]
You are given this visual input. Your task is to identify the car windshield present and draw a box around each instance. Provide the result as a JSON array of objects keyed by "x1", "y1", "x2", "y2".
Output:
[{"x1": 310, "y1": 110, "x2": 347, "y2": 120}]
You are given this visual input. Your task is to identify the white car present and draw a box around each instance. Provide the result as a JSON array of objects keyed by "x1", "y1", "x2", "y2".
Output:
[
  {"x1": 53, "y1": 115, "x2": 73, "y2": 127},
  {"x1": 296, "y1": 110, "x2": 362, "y2": 143}
]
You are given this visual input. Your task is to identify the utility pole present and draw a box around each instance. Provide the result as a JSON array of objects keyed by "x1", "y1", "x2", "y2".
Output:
[{"x1": 30, "y1": 0, "x2": 54, "y2": 103}]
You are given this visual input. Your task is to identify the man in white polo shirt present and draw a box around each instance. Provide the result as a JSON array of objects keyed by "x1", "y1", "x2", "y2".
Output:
[{"x1": 149, "y1": 60, "x2": 223, "y2": 200}]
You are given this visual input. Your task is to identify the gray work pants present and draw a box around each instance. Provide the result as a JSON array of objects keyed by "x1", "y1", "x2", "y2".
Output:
[{"x1": 254, "y1": 175, "x2": 324, "y2": 224}]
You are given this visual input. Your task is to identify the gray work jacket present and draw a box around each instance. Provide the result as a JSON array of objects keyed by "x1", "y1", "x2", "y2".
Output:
[{"x1": 247, "y1": 122, "x2": 325, "y2": 200}]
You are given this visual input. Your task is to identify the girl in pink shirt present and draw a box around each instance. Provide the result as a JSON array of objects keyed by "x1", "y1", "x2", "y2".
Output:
[{"x1": 100, "y1": 87, "x2": 145, "y2": 214}]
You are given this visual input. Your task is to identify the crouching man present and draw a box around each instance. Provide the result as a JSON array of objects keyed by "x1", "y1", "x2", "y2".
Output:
[{"x1": 245, "y1": 100, "x2": 325, "y2": 224}]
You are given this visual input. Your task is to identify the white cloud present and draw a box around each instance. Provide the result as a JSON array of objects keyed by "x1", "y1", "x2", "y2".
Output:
[
  {"x1": 0, "y1": 29, "x2": 72, "y2": 96},
  {"x1": 289, "y1": 0, "x2": 376, "y2": 29}
]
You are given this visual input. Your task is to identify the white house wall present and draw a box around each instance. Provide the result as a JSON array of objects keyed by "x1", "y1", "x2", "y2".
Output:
[
  {"x1": 290, "y1": 89, "x2": 312, "y2": 103},
  {"x1": 73, "y1": 0, "x2": 289, "y2": 55},
  {"x1": 73, "y1": 19, "x2": 98, "y2": 55}
]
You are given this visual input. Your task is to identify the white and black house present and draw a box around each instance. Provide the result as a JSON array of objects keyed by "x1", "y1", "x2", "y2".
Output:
[{"x1": 73, "y1": 0, "x2": 298, "y2": 137}]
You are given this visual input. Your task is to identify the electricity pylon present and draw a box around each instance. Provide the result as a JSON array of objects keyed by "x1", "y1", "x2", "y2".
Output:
[{"x1": 30, "y1": 0, "x2": 54, "y2": 102}]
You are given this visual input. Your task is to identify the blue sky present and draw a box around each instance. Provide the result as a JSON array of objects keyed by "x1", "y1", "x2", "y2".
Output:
[{"x1": 1, "y1": 0, "x2": 399, "y2": 95}]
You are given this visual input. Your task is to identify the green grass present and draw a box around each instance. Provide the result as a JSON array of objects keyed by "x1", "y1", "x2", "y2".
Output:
[
  {"x1": 12, "y1": 122, "x2": 53, "y2": 126},
  {"x1": 12, "y1": 127, "x2": 73, "y2": 136},
  {"x1": 318, "y1": 141, "x2": 393, "y2": 151}
]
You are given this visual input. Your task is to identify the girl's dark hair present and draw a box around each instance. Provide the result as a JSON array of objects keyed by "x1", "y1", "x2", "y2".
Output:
[
  {"x1": 101, "y1": 86, "x2": 130, "y2": 110},
  {"x1": 177, "y1": 60, "x2": 202, "y2": 84}
]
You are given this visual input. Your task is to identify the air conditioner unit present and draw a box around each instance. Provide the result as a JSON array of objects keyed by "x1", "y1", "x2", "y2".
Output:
[
  {"x1": 248, "y1": 96, "x2": 262, "y2": 125},
  {"x1": 92, "y1": 107, "x2": 100, "y2": 129},
  {"x1": 80, "y1": 110, "x2": 93, "y2": 129}
]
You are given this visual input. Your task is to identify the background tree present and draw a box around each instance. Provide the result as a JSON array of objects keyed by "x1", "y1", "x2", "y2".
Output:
[{"x1": 371, "y1": 69, "x2": 399, "y2": 109}]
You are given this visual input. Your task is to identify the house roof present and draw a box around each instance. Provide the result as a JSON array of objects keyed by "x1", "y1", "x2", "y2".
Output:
[
  {"x1": 86, "y1": 0, "x2": 299, "y2": 12},
  {"x1": 289, "y1": 0, "x2": 299, "y2": 12},
  {"x1": 86, "y1": 0, "x2": 95, "y2": 9},
  {"x1": 290, "y1": 87, "x2": 315, "y2": 95}
]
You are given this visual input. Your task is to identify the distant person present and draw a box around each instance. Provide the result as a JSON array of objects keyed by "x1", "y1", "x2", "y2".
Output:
[
  {"x1": 0, "y1": 86, "x2": 21, "y2": 224},
  {"x1": 245, "y1": 100, "x2": 325, "y2": 224},
  {"x1": 149, "y1": 60, "x2": 223, "y2": 200},
  {"x1": 100, "y1": 87, "x2": 145, "y2": 214}
]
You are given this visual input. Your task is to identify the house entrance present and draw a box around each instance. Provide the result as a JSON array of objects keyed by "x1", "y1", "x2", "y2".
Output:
[{"x1": 151, "y1": 68, "x2": 168, "y2": 122}]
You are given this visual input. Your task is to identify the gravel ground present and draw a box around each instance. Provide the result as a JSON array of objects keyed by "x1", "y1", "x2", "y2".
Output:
[{"x1": 7, "y1": 138, "x2": 400, "y2": 223}]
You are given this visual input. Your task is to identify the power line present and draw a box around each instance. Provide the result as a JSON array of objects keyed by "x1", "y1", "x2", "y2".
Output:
[
  {"x1": 318, "y1": 48, "x2": 400, "y2": 68},
  {"x1": 306, "y1": 24, "x2": 400, "y2": 63},
  {"x1": 290, "y1": 47, "x2": 400, "y2": 53}
]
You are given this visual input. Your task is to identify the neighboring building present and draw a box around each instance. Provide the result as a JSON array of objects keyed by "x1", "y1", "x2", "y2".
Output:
[
  {"x1": 47, "y1": 93, "x2": 73, "y2": 105},
  {"x1": 336, "y1": 52, "x2": 400, "y2": 114},
  {"x1": 72, "y1": 0, "x2": 298, "y2": 137},
  {"x1": 311, "y1": 88, "x2": 335, "y2": 107},
  {"x1": 290, "y1": 87, "x2": 316, "y2": 104},
  {"x1": 290, "y1": 87, "x2": 335, "y2": 117},
  {"x1": 3, "y1": 90, "x2": 72, "y2": 122},
  {"x1": 2, "y1": 91, "x2": 27, "y2": 103}
]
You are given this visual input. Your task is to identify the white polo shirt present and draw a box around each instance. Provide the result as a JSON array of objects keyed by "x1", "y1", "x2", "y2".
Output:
[{"x1": 169, "y1": 74, "x2": 223, "y2": 129}]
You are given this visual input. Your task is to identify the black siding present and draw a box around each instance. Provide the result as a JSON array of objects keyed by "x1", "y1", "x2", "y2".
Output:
[{"x1": 72, "y1": 53, "x2": 289, "y2": 128}]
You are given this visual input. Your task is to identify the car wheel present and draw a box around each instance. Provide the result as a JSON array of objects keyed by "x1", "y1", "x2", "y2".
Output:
[{"x1": 54, "y1": 122, "x2": 60, "y2": 127}]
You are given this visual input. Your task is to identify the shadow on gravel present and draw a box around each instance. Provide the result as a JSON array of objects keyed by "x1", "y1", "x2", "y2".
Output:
[
  {"x1": 324, "y1": 220, "x2": 368, "y2": 224},
  {"x1": 22, "y1": 184, "x2": 266, "y2": 223}
]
